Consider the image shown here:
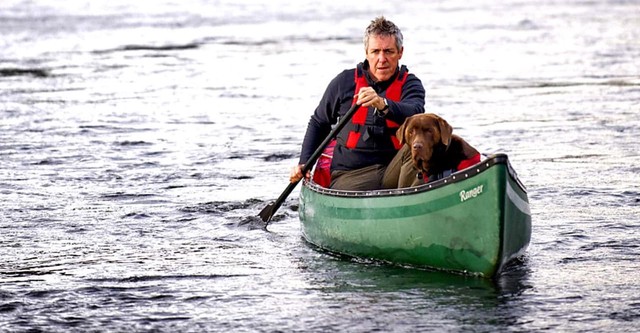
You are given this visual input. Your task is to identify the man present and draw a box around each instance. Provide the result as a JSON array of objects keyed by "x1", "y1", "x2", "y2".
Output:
[{"x1": 290, "y1": 16, "x2": 425, "y2": 190}]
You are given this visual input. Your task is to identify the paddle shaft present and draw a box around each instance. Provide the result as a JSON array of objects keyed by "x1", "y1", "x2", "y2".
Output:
[{"x1": 260, "y1": 102, "x2": 360, "y2": 224}]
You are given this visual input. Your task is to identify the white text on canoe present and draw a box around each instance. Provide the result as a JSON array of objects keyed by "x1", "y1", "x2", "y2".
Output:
[{"x1": 459, "y1": 185, "x2": 484, "y2": 202}]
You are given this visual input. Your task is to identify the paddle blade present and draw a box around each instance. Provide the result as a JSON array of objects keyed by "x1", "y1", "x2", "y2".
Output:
[
  {"x1": 258, "y1": 181, "x2": 298, "y2": 224},
  {"x1": 258, "y1": 202, "x2": 276, "y2": 223}
]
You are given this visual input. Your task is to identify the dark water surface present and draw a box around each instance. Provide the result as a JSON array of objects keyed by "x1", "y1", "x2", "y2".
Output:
[{"x1": 1, "y1": 0, "x2": 639, "y2": 332}]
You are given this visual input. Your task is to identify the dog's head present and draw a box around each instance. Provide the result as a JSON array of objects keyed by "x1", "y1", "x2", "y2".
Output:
[{"x1": 396, "y1": 113, "x2": 453, "y2": 173}]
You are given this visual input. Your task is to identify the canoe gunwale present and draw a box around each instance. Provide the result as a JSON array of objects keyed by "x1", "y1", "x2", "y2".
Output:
[{"x1": 304, "y1": 153, "x2": 526, "y2": 197}]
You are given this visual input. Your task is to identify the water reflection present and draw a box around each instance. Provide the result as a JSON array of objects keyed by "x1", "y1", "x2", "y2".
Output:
[
  {"x1": 304, "y1": 246, "x2": 530, "y2": 293},
  {"x1": 290, "y1": 242, "x2": 534, "y2": 331}
]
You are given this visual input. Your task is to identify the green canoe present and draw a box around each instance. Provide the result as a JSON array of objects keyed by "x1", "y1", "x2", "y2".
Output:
[{"x1": 299, "y1": 153, "x2": 531, "y2": 278}]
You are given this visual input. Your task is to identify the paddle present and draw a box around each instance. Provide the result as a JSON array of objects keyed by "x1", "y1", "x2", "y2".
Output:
[{"x1": 259, "y1": 102, "x2": 360, "y2": 225}]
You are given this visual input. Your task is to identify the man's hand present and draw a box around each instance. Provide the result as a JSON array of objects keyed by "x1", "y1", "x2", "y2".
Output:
[
  {"x1": 355, "y1": 87, "x2": 386, "y2": 110},
  {"x1": 289, "y1": 164, "x2": 309, "y2": 183}
]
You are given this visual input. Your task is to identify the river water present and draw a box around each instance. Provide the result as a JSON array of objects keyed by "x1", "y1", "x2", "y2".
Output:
[{"x1": 1, "y1": 0, "x2": 639, "y2": 332}]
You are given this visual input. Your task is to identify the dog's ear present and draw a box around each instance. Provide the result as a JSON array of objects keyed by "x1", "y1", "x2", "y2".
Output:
[
  {"x1": 437, "y1": 115, "x2": 453, "y2": 146},
  {"x1": 396, "y1": 115, "x2": 411, "y2": 145}
]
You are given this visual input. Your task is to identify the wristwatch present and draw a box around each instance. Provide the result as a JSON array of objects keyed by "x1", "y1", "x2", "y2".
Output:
[
  {"x1": 380, "y1": 98, "x2": 389, "y2": 112},
  {"x1": 375, "y1": 98, "x2": 389, "y2": 117}
]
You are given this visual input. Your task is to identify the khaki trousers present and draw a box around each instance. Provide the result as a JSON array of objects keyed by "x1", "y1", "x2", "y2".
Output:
[{"x1": 330, "y1": 145, "x2": 421, "y2": 191}]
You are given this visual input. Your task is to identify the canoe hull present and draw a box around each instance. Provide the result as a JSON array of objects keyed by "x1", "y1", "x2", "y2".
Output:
[{"x1": 299, "y1": 154, "x2": 531, "y2": 278}]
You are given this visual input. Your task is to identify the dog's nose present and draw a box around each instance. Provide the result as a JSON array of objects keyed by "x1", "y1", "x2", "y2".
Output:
[{"x1": 412, "y1": 142, "x2": 423, "y2": 150}]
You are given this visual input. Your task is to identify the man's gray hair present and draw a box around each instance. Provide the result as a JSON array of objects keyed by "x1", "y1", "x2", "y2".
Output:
[{"x1": 364, "y1": 16, "x2": 403, "y2": 51}]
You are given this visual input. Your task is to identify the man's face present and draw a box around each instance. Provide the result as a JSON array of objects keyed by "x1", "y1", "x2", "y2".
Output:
[{"x1": 365, "y1": 34, "x2": 403, "y2": 82}]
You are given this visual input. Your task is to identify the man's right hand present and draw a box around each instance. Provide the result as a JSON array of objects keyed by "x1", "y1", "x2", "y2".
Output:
[{"x1": 289, "y1": 164, "x2": 307, "y2": 183}]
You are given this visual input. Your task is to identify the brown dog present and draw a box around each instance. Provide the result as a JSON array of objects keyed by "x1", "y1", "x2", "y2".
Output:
[{"x1": 396, "y1": 113, "x2": 480, "y2": 185}]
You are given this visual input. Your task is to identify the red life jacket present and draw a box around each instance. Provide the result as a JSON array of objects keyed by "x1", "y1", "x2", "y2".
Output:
[
  {"x1": 311, "y1": 139, "x2": 336, "y2": 188},
  {"x1": 344, "y1": 65, "x2": 408, "y2": 150},
  {"x1": 424, "y1": 153, "x2": 482, "y2": 183},
  {"x1": 457, "y1": 153, "x2": 481, "y2": 171},
  {"x1": 312, "y1": 65, "x2": 408, "y2": 188}
]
